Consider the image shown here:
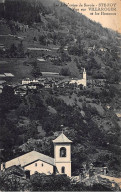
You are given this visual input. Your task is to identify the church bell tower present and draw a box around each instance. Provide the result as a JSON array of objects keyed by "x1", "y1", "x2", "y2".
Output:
[
  {"x1": 53, "y1": 133, "x2": 72, "y2": 177},
  {"x1": 83, "y1": 68, "x2": 86, "y2": 87}
]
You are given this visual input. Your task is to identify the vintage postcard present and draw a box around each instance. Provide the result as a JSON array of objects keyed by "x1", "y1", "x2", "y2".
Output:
[{"x1": 0, "y1": 0, "x2": 121, "y2": 192}]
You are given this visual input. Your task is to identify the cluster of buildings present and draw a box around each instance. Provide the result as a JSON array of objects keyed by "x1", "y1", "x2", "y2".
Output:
[
  {"x1": 0, "y1": 68, "x2": 107, "y2": 96},
  {"x1": 14, "y1": 76, "x2": 59, "y2": 96},
  {"x1": 87, "y1": 78, "x2": 106, "y2": 87},
  {"x1": 0, "y1": 133, "x2": 109, "y2": 180},
  {"x1": 22, "y1": 69, "x2": 87, "y2": 88},
  {"x1": 10, "y1": 20, "x2": 29, "y2": 32},
  {"x1": 14, "y1": 69, "x2": 87, "y2": 96},
  {"x1": 87, "y1": 45, "x2": 108, "y2": 53},
  {"x1": 1, "y1": 132, "x2": 118, "y2": 190}
]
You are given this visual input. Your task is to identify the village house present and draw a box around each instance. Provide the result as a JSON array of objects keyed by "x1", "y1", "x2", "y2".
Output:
[
  {"x1": 0, "y1": 86, "x2": 3, "y2": 94},
  {"x1": 106, "y1": 105, "x2": 111, "y2": 110},
  {"x1": 22, "y1": 78, "x2": 39, "y2": 85},
  {"x1": 0, "y1": 73, "x2": 14, "y2": 83},
  {"x1": 0, "y1": 80, "x2": 6, "y2": 94},
  {"x1": 0, "y1": 74, "x2": 6, "y2": 78},
  {"x1": 14, "y1": 21, "x2": 29, "y2": 32},
  {"x1": 88, "y1": 45, "x2": 95, "y2": 51},
  {"x1": 64, "y1": 46, "x2": 68, "y2": 51},
  {"x1": 1, "y1": 133, "x2": 72, "y2": 177},
  {"x1": 0, "y1": 44, "x2": 6, "y2": 52},
  {"x1": 0, "y1": 80, "x2": 6, "y2": 85},
  {"x1": 21, "y1": 77, "x2": 57, "y2": 90},
  {"x1": 4, "y1": 73, "x2": 14, "y2": 77},
  {"x1": 115, "y1": 111, "x2": 121, "y2": 119},
  {"x1": 14, "y1": 87, "x2": 27, "y2": 96},
  {"x1": 99, "y1": 48, "x2": 107, "y2": 52},
  {"x1": 0, "y1": 84, "x2": 3, "y2": 94},
  {"x1": 37, "y1": 58, "x2": 46, "y2": 62},
  {"x1": 44, "y1": 81, "x2": 52, "y2": 89}
]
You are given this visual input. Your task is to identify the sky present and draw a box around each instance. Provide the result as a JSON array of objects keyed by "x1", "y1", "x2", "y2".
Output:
[{"x1": 61, "y1": 0, "x2": 121, "y2": 33}]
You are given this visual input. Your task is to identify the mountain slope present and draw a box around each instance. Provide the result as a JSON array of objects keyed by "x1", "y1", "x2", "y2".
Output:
[{"x1": 0, "y1": 0, "x2": 121, "y2": 178}]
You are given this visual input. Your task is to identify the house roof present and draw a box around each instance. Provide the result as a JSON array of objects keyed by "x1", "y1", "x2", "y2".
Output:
[
  {"x1": 0, "y1": 80, "x2": 6, "y2": 84},
  {"x1": 0, "y1": 74, "x2": 5, "y2": 77},
  {"x1": 4, "y1": 151, "x2": 54, "y2": 169},
  {"x1": 4, "y1": 73, "x2": 14, "y2": 77},
  {"x1": 37, "y1": 58, "x2": 46, "y2": 62},
  {"x1": 53, "y1": 133, "x2": 72, "y2": 143}
]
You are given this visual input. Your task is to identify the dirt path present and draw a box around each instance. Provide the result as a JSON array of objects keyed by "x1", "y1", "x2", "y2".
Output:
[{"x1": 100, "y1": 175, "x2": 121, "y2": 188}]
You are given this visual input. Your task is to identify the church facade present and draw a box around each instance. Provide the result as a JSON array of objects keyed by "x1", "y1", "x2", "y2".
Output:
[{"x1": 1, "y1": 133, "x2": 72, "y2": 177}]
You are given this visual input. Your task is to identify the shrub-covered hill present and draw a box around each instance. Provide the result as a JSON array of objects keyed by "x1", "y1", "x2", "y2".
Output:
[
  {"x1": 0, "y1": 0, "x2": 121, "y2": 179},
  {"x1": 0, "y1": 85, "x2": 121, "y2": 177}
]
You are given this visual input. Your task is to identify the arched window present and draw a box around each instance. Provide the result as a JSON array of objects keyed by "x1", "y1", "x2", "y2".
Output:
[
  {"x1": 60, "y1": 147, "x2": 66, "y2": 157},
  {"x1": 61, "y1": 166, "x2": 65, "y2": 174}
]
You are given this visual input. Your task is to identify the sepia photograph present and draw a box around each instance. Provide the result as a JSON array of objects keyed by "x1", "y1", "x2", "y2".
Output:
[{"x1": 0, "y1": 0, "x2": 121, "y2": 192}]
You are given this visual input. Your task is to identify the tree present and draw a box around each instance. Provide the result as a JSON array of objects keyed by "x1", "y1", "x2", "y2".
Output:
[
  {"x1": 33, "y1": 36, "x2": 37, "y2": 41},
  {"x1": 39, "y1": 35, "x2": 46, "y2": 45},
  {"x1": 17, "y1": 42, "x2": 25, "y2": 57},
  {"x1": 30, "y1": 173, "x2": 74, "y2": 191},
  {"x1": 74, "y1": 58, "x2": 81, "y2": 69},
  {"x1": 9, "y1": 43, "x2": 17, "y2": 57},
  {"x1": 0, "y1": 167, "x2": 32, "y2": 191},
  {"x1": 60, "y1": 67, "x2": 71, "y2": 76},
  {"x1": 31, "y1": 61, "x2": 42, "y2": 79},
  {"x1": 0, "y1": 85, "x2": 20, "y2": 112}
]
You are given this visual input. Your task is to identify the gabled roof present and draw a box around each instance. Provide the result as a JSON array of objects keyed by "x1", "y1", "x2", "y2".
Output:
[
  {"x1": 4, "y1": 151, "x2": 54, "y2": 169},
  {"x1": 0, "y1": 74, "x2": 5, "y2": 77},
  {"x1": 53, "y1": 133, "x2": 72, "y2": 143},
  {"x1": 4, "y1": 73, "x2": 14, "y2": 77}
]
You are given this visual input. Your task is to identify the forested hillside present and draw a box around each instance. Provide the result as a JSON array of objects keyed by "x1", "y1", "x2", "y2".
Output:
[
  {"x1": 0, "y1": 0, "x2": 121, "y2": 180},
  {"x1": 0, "y1": 0, "x2": 121, "y2": 80}
]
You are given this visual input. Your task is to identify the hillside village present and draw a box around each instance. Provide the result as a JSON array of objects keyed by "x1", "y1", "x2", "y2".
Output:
[{"x1": 0, "y1": 0, "x2": 121, "y2": 192}]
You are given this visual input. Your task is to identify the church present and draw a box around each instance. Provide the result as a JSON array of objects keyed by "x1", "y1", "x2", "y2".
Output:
[
  {"x1": 1, "y1": 133, "x2": 72, "y2": 177},
  {"x1": 70, "y1": 68, "x2": 87, "y2": 87}
]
